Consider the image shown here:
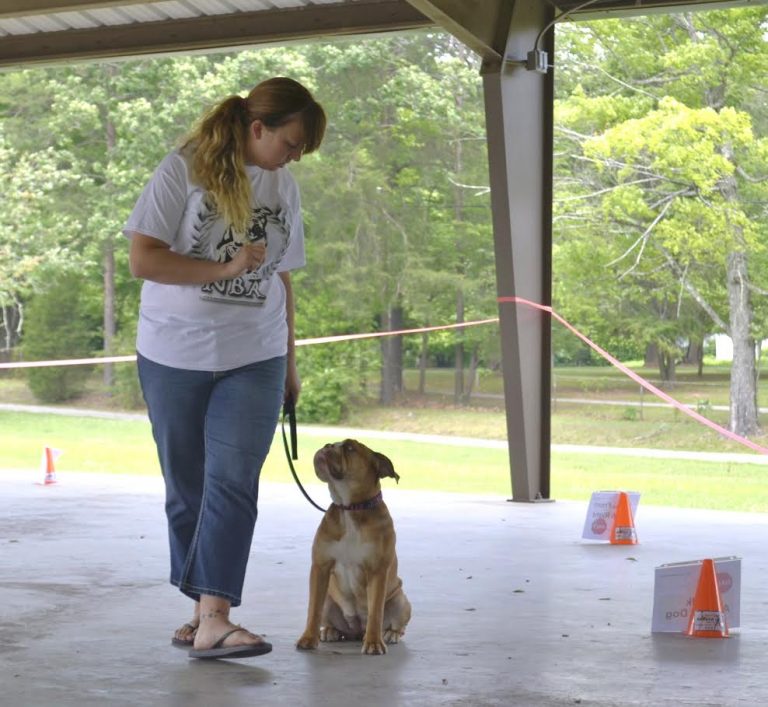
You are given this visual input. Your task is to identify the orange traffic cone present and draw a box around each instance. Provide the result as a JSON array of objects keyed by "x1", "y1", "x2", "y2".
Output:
[
  {"x1": 41, "y1": 446, "x2": 59, "y2": 485},
  {"x1": 609, "y1": 492, "x2": 637, "y2": 545},
  {"x1": 686, "y1": 559, "x2": 729, "y2": 638}
]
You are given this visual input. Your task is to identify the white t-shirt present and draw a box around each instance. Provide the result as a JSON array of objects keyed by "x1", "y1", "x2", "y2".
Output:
[{"x1": 123, "y1": 149, "x2": 305, "y2": 371}]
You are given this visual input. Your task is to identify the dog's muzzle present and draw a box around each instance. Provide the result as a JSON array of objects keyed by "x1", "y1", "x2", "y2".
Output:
[{"x1": 313, "y1": 448, "x2": 344, "y2": 481}]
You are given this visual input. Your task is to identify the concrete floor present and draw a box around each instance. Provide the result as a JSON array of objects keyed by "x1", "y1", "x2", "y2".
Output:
[{"x1": 2, "y1": 469, "x2": 767, "y2": 707}]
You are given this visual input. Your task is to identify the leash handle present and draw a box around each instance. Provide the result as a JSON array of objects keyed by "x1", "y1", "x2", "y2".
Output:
[
  {"x1": 281, "y1": 396, "x2": 326, "y2": 513},
  {"x1": 283, "y1": 395, "x2": 298, "y2": 460}
]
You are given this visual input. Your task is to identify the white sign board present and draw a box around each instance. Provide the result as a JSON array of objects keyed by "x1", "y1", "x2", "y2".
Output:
[
  {"x1": 651, "y1": 557, "x2": 741, "y2": 633},
  {"x1": 581, "y1": 491, "x2": 641, "y2": 540}
]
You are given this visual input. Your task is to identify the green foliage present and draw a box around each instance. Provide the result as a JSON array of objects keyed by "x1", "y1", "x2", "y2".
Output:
[
  {"x1": 23, "y1": 270, "x2": 97, "y2": 402},
  {"x1": 295, "y1": 342, "x2": 370, "y2": 423},
  {"x1": 622, "y1": 407, "x2": 639, "y2": 421},
  {"x1": 298, "y1": 370, "x2": 349, "y2": 423},
  {"x1": 554, "y1": 7, "x2": 768, "y2": 397},
  {"x1": 111, "y1": 329, "x2": 143, "y2": 409},
  {"x1": 2, "y1": 15, "x2": 766, "y2": 417},
  {"x1": 112, "y1": 361, "x2": 143, "y2": 410}
]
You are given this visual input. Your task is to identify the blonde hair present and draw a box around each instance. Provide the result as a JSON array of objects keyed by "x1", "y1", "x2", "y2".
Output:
[{"x1": 182, "y1": 77, "x2": 326, "y2": 235}]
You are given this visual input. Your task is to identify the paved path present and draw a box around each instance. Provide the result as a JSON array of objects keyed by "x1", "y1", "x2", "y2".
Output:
[
  {"x1": 471, "y1": 391, "x2": 768, "y2": 414},
  {"x1": 2, "y1": 402, "x2": 767, "y2": 465}
]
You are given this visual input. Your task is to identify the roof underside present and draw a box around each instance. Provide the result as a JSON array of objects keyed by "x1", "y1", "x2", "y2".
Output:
[{"x1": 0, "y1": 0, "x2": 760, "y2": 69}]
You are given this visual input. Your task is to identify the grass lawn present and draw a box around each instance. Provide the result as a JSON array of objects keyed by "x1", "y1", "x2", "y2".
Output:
[
  {"x1": 348, "y1": 402, "x2": 766, "y2": 454},
  {"x1": 2, "y1": 411, "x2": 767, "y2": 513},
  {"x1": 404, "y1": 360, "x2": 764, "y2": 409}
]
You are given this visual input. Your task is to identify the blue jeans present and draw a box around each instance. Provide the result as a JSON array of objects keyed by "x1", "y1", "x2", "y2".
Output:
[{"x1": 137, "y1": 353, "x2": 286, "y2": 607}]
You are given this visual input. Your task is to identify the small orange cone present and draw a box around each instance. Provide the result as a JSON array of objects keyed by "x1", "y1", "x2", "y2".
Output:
[
  {"x1": 41, "y1": 446, "x2": 60, "y2": 485},
  {"x1": 609, "y1": 492, "x2": 637, "y2": 545},
  {"x1": 686, "y1": 559, "x2": 729, "y2": 638}
]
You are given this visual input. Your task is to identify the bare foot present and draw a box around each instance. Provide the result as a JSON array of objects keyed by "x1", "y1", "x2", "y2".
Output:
[
  {"x1": 172, "y1": 621, "x2": 198, "y2": 645},
  {"x1": 190, "y1": 597, "x2": 270, "y2": 658},
  {"x1": 193, "y1": 619, "x2": 266, "y2": 651},
  {"x1": 171, "y1": 603, "x2": 200, "y2": 646}
]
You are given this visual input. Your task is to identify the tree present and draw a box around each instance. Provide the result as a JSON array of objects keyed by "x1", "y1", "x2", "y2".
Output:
[
  {"x1": 555, "y1": 8, "x2": 768, "y2": 435},
  {"x1": 296, "y1": 35, "x2": 495, "y2": 405},
  {"x1": 2, "y1": 35, "x2": 500, "y2": 415},
  {"x1": 23, "y1": 270, "x2": 97, "y2": 402}
]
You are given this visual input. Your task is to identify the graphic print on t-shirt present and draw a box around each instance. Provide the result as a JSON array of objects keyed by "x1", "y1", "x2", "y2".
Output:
[{"x1": 191, "y1": 195, "x2": 291, "y2": 306}]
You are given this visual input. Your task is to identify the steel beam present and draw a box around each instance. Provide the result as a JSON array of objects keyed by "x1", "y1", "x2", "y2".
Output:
[
  {"x1": 482, "y1": 0, "x2": 553, "y2": 502},
  {"x1": 405, "y1": 0, "x2": 510, "y2": 66}
]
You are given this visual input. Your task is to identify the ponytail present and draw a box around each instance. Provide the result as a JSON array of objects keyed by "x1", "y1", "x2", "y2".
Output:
[{"x1": 183, "y1": 95, "x2": 252, "y2": 237}]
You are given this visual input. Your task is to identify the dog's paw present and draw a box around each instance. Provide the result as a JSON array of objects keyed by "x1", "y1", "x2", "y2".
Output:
[
  {"x1": 320, "y1": 626, "x2": 344, "y2": 642},
  {"x1": 296, "y1": 633, "x2": 319, "y2": 650},
  {"x1": 361, "y1": 638, "x2": 387, "y2": 655},
  {"x1": 383, "y1": 628, "x2": 403, "y2": 645}
]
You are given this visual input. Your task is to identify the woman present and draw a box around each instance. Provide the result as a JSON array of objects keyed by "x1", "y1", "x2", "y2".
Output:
[{"x1": 125, "y1": 77, "x2": 326, "y2": 660}]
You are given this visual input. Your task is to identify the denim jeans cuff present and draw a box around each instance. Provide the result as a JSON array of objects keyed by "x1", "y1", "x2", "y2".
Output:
[{"x1": 172, "y1": 580, "x2": 242, "y2": 608}]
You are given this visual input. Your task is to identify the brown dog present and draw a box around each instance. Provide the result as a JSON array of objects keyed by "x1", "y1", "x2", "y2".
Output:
[{"x1": 296, "y1": 439, "x2": 412, "y2": 655}]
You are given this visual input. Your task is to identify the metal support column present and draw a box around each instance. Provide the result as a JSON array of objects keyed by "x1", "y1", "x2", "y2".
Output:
[{"x1": 482, "y1": 0, "x2": 553, "y2": 501}]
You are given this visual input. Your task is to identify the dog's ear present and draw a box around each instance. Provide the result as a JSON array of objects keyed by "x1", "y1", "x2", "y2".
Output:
[{"x1": 374, "y1": 452, "x2": 400, "y2": 484}]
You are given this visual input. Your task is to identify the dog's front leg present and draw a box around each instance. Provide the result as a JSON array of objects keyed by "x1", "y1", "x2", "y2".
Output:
[
  {"x1": 296, "y1": 561, "x2": 332, "y2": 650},
  {"x1": 362, "y1": 568, "x2": 389, "y2": 655}
]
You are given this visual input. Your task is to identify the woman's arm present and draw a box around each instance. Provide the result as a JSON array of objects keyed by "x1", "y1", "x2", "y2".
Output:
[
  {"x1": 279, "y1": 270, "x2": 301, "y2": 404},
  {"x1": 128, "y1": 232, "x2": 265, "y2": 285}
]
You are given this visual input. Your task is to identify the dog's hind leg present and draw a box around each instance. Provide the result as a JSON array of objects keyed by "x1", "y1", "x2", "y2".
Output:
[
  {"x1": 320, "y1": 599, "x2": 346, "y2": 641},
  {"x1": 320, "y1": 599, "x2": 360, "y2": 641},
  {"x1": 383, "y1": 591, "x2": 412, "y2": 644}
]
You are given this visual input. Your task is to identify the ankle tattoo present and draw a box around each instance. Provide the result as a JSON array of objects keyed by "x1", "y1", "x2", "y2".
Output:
[{"x1": 200, "y1": 609, "x2": 227, "y2": 621}]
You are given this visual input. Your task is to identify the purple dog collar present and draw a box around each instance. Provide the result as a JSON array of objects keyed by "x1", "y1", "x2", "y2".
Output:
[{"x1": 335, "y1": 491, "x2": 383, "y2": 511}]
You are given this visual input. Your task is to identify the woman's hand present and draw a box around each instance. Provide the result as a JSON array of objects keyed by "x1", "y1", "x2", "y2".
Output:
[
  {"x1": 285, "y1": 359, "x2": 301, "y2": 406},
  {"x1": 224, "y1": 242, "x2": 266, "y2": 279},
  {"x1": 129, "y1": 233, "x2": 266, "y2": 285}
]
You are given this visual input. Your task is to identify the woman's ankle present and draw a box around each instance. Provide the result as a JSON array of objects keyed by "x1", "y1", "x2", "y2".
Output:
[{"x1": 198, "y1": 595, "x2": 232, "y2": 624}]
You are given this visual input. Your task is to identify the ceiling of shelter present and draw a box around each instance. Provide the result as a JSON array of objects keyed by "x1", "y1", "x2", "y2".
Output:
[
  {"x1": 0, "y1": 0, "x2": 760, "y2": 69},
  {"x1": 0, "y1": 0, "x2": 433, "y2": 67}
]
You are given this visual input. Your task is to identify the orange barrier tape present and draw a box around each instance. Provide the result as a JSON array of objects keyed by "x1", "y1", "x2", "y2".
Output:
[
  {"x1": 296, "y1": 318, "x2": 499, "y2": 346},
  {"x1": 0, "y1": 318, "x2": 499, "y2": 370},
  {"x1": 3, "y1": 298, "x2": 765, "y2": 456},
  {"x1": 0, "y1": 354, "x2": 138, "y2": 369},
  {"x1": 499, "y1": 295, "x2": 768, "y2": 455}
]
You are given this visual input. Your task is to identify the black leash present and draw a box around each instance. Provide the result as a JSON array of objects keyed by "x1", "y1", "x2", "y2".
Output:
[{"x1": 281, "y1": 396, "x2": 326, "y2": 513}]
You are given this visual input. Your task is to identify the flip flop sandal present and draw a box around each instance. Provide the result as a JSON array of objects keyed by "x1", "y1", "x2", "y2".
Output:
[
  {"x1": 188, "y1": 627, "x2": 273, "y2": 660},
  {"x1": 171, "y1": 623, "x2": 198, "y2": 649}
]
